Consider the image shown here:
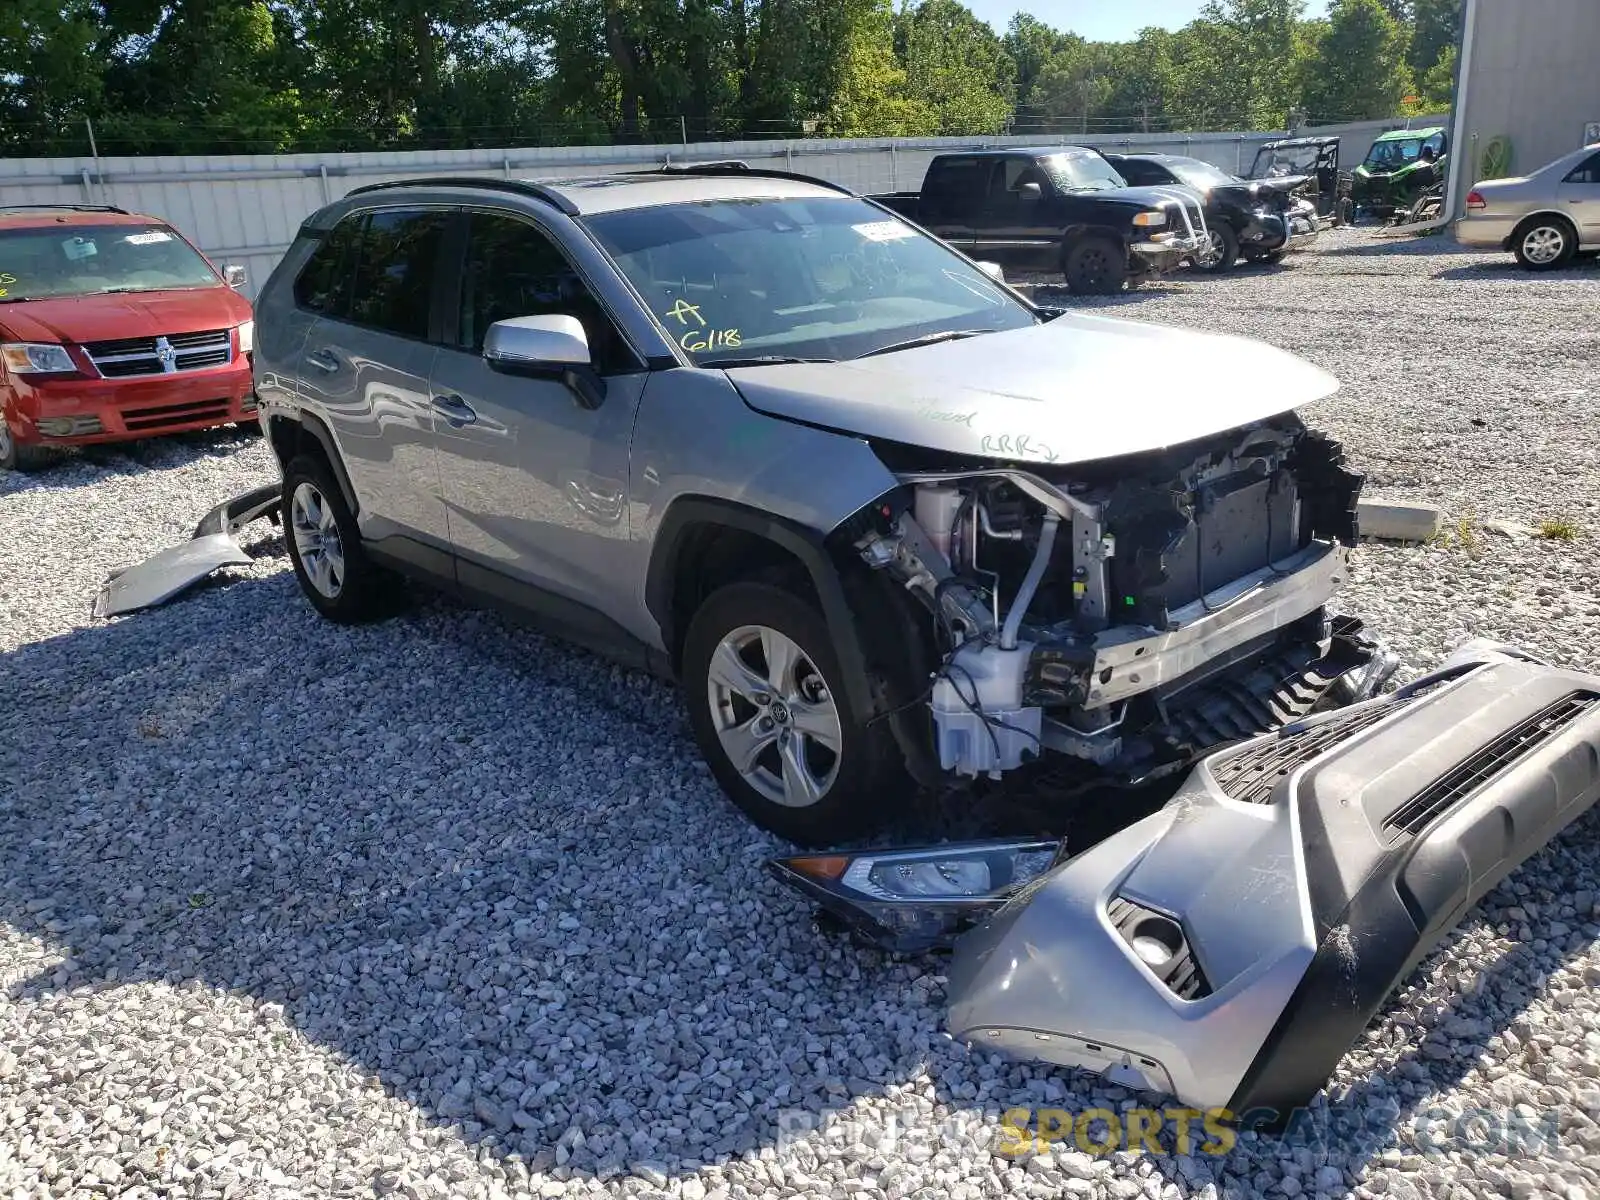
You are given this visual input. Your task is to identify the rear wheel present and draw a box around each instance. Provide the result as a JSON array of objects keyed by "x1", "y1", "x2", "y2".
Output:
[
  {"x1": 1197, "y1": 223, "x2": 1238, "y2": 273},
  {"x1": 1513, "y1": 217, "x2": 1577, "y2": 271},
  {"x1": 0, "y1": 420, "x2": 54, "y2": 472},
  {"x1": 682, "y1": 580, "x2": 904, "y2": 846},
  {"x1": 1062, "y1": 236, "x2": 1128, "y2": 295},
  {"x1": 282, "y1": 454, "x2": 399, "y2": 623}
]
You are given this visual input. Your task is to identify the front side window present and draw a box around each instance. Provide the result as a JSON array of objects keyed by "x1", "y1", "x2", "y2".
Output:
[
  {"x1": 456, "y1": 211, "x2": 635, "y2": 373},
  {"x1": 1039, "y1": 151, "x2": 1127, "y2": 192},
  {"x1": 1170, "y1": 160, "x2": 1239, "y2": 189},
  {"x1": 344, "y1": 208, "x2": 450, "y2": 340},
  {"x1": 582, "y1": 196, "x2": 1036, "y2": 366},
  {"x1": 0, "y1": 223, "x2": 219, "y2": 301}
]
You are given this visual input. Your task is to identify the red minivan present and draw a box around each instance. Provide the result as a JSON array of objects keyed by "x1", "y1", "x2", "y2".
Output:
[{"x1": 0, "y1": 204, "x2": 257, "y2": 471}]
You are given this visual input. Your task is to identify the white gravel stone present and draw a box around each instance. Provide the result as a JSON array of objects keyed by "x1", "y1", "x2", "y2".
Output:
[{"x1": 4, "y1": 232, "x2": 1599, "y2": 1200}]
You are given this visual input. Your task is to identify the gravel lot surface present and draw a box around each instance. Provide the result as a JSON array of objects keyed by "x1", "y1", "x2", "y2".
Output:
[{"x1": 4, "y1": 229, "x2": 1600, "y2": 1200}]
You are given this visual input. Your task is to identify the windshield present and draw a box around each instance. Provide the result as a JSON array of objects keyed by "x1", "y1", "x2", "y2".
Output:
[
  {"x1": 1364, "y1": 139, "x2": 1425, "y2": 169},
  {"x1": 1251, "y1": 145, "x2": 1320, "y2": 178},
  {"x1": 1169, "y1": 160, "x2": 1240, "y2": 189},
  {"x1": 582, "y1": 196, "x2": 1035, "y2": 365},
  {"x1": 1040, "y1": 151, "x2": 1128, "y2": 192},
  {"x1": 0, "y1": 223, "x2": 220, "y2": 301}
]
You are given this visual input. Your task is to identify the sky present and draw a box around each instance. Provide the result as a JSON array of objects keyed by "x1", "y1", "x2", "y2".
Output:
[{"x1": 967, "y1": 0, "x2": 1331, "y2": 42}]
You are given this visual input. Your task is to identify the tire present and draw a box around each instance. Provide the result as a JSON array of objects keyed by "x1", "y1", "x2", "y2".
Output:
[
  {"x1": 1062, "y1": 236, "x2": 1128, "y2": 295},
  {"x1": 1512, "y1": 217, "x2": 1577, "y2": 272},
  {"x1": 281, "y1": 454, "x2": 398, "y2": 623},
  {"x1": 0, "y1": 419, "x2": 54, "y2": 472},
  {"x1": 681, "y1": 580, "x2": 903, "y2": 846},
  {"x1": 1197, "y1": 223, "x2": 1238, "y2": 273},
  {"x1": 1243, "y1": 247, "x2": 1287, "y2": 265}
]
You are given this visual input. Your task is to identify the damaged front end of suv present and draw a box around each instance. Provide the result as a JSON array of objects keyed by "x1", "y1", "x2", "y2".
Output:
[{"x1": 842, "y1": 412, "x2": 1394, "y2": 790}]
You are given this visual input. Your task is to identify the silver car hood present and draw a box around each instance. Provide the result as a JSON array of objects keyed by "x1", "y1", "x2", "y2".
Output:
[{"x1": 724, "y1": 316, "x2": 1339, "y2": 465}]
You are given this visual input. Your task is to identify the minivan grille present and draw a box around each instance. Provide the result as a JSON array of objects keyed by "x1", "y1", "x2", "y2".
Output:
[
  {"x1": 1383, "y1": 691, "x2": 1599, "y2": 837},
  {"x1": 85, "y1": 329, "x2": 232, "y2": 378}
]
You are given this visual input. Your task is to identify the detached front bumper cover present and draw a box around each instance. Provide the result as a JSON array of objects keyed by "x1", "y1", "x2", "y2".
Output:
[{"x1": 774, "y1": 642, "x2": 1600, "y2": 1122}]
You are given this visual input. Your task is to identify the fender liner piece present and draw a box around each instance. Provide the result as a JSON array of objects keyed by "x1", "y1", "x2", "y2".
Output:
[
  {"x1": 269, "y1": 411, "x2": 360, "y2": 518},
  {"x1": 646, "y1": 496, "x2": 884, "y2": 719},
  {"x1": 940, "y1": 646, "x2": 1600, "y2": 1122}
]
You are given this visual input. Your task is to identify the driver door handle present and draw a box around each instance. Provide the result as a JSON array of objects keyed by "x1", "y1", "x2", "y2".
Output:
[
  {"x1": 432, "y1": 393, "x2": 477, "y2": 427},
  {"x1": 305, "y1": 349, "x2": 339, "y2": 373}
]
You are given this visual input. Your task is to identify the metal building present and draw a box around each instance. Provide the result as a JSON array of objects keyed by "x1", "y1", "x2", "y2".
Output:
[{"x1": 1445, "y1": 0, "x2": 1600, "y2": 216}]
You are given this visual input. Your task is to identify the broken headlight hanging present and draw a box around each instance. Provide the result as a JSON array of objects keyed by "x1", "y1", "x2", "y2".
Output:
[{"x1": 768, "y1": 839, "x2": 1064, "y2": 953}]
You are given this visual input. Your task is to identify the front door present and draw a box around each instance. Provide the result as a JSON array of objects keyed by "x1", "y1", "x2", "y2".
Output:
[
  {"x1": 973, "y1": 158, "x2": 1059, "y2": 272},
  {"x1": 1558, "y1": 151, "x2": 1600, "y2": 243},
  {"x1": 429, "y1": 208, "x2": 648, "y2": 632},
  {"x1": 295, "y1": 206, "x2": 452, "y2": 551}
]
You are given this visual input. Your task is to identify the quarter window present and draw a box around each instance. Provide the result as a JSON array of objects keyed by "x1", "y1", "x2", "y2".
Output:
[
  {"x1": 292, "y1": 215, "x2": 360, "y2": 316},
  {"x1": 1564, "y1": 153, "x2": 1600, "y2": 184}
]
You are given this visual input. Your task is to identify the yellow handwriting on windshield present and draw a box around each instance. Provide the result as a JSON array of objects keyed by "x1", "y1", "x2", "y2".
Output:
[
  {"x1": 664, "y1": 299, "x2": 705, "y2": 327},
  {"x1": 680, "y1": 328, "x2": 740, "y2": 353},
  {"x1": 0, "y1": 272, "x2": 15, "y2": 298}
]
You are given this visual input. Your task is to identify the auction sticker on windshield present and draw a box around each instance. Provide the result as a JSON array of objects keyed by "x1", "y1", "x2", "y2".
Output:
[
  {"x1": 124, "y1": 231, "x2": 174, "y2": 245},
  {"x1": 853, "y1": 221, "x2": 917, "y2": 243}
]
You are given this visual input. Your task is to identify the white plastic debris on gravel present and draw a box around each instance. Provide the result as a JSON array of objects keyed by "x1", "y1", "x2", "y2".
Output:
[{"x1": 3, "y1": 231, "x2": 1600, "y2": 1200}]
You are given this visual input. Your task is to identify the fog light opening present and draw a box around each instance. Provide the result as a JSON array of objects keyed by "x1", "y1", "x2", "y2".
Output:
[{"x1": 1129, "y1": 915, "x2": 1183, "y2": 968}]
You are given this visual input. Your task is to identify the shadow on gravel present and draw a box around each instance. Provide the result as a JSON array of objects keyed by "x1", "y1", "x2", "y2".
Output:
[
  {"x1": 5, "y1": 556, "x2": 1596, "y2": 1195},
  {"x1": 0, "y1": 572, "x2": 1103, "y2": 1189},
  {"x1": 1433, "y1": 259, "x2": 1600, "y2": 282},
  {"x1": 1314, "y1": 236, "x2": 1461, "y2": 259}
]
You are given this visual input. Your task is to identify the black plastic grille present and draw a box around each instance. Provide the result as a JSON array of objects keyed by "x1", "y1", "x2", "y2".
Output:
[
  {"x1": 1208, "y1": 693, "x2": 1414, "y2": 805},
  {"x1": 1384, "y1": 691, "x2": 1599, "y2": 837}
]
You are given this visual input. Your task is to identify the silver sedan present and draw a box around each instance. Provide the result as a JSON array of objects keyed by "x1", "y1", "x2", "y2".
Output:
[{"x1": 1455, "y1": 142, "x2": 1600, "y2": 270}]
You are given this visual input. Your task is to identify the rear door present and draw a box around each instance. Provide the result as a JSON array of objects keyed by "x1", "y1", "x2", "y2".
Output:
[
  {"x1": 1557, "y1": 151, "x2": 1600, "y2": 243},
  {"x1": 917, "y1": 156, "x2": 989, "y2": 248},
  {"x1": 428, "y1": 207, "x2": 648, "y2": 632},
  {"x1": 296, "y1": 206, "x2": 454, "y2": 558}
]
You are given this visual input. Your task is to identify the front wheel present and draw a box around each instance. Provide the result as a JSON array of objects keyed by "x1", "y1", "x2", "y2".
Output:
[
  {"x1": 1197, "y1": 224, "x2": 1238, "y2": 273},
  {"x1": 0, "y1": 420, "x2": 53, "y2": 472},
  {"x1": 1062, "y1": 236, "x2": 1128, "y2": 295},
  {"x1": 1513, "y1": 218, "x2": 1577, "y2": 271},
  {"x1": 681, "y1": 580, "x2": 904, "y2": 846}
]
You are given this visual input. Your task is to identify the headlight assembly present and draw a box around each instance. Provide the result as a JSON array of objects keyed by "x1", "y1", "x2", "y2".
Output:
[
  {"x1": 1131, "y1": 210, "x2": 1166, "y2": 228},
  {"x1": 1, "y1": 342, "x2": 77, "y2": 375},
  {"x1": 769, "y1": 839, "x2": 1064, "y2": 952},
  {"x1": 236, "y1": 320, "x2": 255, "y2": 355}
]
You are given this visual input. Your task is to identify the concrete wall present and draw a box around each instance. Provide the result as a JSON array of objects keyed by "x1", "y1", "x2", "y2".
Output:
[
  {"x1": 0, "y1": 116, "x2": 1439, "y2": 302},
  {"x1": 1455, "y1": 0, "x2": 1600, "y2": 187}
]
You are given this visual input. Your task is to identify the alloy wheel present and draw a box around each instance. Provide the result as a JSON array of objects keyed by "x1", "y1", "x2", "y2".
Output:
[
  {"x1": 290, "y1": 481, "x2": 346, "y2": 599},
  {"x1": 706, "y1": 624, "x2": 843, "y2": 808},
  {"x1": 1522, "y1": 226, "x2": 1567, "y2": 265}
]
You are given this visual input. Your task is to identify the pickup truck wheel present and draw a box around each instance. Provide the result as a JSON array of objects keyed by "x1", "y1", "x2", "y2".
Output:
[
  {"x1": 1198, "y1": 224, "x2": 1238, "y2": 272},
  {"x1": 1062, "y1": 236, "x2": 1127, "y2": 295},
  {"x1": 282, "y1": 455, "x2": 398, "y2": 623},
  {"x1": 0, "y1": 420, "x2": 53, "y2": 472},
  {"x1": 683, "y1": 581, "x2": 896, "y2": 846}
]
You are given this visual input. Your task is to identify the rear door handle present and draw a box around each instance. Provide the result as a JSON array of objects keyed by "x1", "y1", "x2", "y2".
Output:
[
  {"x1": 432, "y1": 393, "x2": 477, "y2": 427},
  {"x1": 305, "y1": 349, "x2": 339, "y2": 373}
]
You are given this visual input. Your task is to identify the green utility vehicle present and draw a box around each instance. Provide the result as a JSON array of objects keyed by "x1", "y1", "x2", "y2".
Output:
[{"x1": 1352, "y1": 126, "x2": 1448, "y2": 217}]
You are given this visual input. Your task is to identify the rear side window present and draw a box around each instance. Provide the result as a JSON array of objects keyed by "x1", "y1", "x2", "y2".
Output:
[
  {"x1": 345, "y1": 209, "x2": 451, "y2": 340},
  {"x1": 925, "y1": 158, "x2": 992, "y2": 204},
  {"x1": 1564, "y1": 153, "x2": 1600, "y2": 184},
  {"x1": 292, "y1": 216, "x2": 360, "y2": 315}
]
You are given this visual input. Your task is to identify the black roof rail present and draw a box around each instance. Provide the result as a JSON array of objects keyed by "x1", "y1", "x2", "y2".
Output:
[
  {"x1": 623, "y1": 161, "x2": 859, "y2": 197},
  {"x1": 342, "y1": 176, "x2": 580, "y2": 216},
  {"x1": 0, "y1": 203, "x2": 130, "y2": 215}
]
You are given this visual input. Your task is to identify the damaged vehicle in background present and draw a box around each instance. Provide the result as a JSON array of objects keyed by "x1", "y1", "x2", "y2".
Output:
[
  {"x1": 1245, "y1": 135, "x2": 1353, "y2": 228},
  {"x1": 1101, "y1": 152, "x2": 1321, "y2": 272}
]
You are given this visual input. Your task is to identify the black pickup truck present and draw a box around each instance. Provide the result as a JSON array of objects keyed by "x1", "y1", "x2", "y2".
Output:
[{"x1": 870, "y1": 147, "x2": 1213, "y2": 294}]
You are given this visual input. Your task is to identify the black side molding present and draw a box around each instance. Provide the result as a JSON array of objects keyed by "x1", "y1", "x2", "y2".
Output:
[{"x1": 646, "y1": 496, "x2": 884, "y2": 719}]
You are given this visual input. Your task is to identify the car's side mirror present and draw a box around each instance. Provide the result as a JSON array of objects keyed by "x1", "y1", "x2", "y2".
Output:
[
  {"x1": 223, "y1": 264, "x2": 248, "y2": 289},
  {"x1": 1018, "y1": 181, "x2": 1043, "y2": 202},
  {"x1": 975, "y1": 261, "x2": 1006, "y2": 283},
  {"x1": 484, "y1": 314, "x2": 606, "y2": 409}
]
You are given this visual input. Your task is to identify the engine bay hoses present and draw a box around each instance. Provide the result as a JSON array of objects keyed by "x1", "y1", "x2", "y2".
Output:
[{"x1": 1000, "y1": 509, "x2": 1060, "y2": 650}]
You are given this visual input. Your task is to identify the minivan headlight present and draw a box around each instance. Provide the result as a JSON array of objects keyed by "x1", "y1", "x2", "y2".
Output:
[
  {"x1": 1, "y1": 342, "x2": 76, "y2": 375},
  {"x1": 236, "y1": 320, "x2": 255, "y2": 355}
]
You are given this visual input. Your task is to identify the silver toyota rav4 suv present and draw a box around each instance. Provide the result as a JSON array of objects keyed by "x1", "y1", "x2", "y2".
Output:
[{"x1": 253, "y1": 164, "x2": 1393, "y2": 845}]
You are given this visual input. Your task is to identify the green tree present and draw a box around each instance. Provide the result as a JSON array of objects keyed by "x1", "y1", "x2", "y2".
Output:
[
  {"x1": 1027, "y1": 39, "x2": 1114, "y2": 134},
  {"x1": 821, "y1": 0, "x2": 936, "y2": 135},
  {"x1": 1003, "y1": 13, "x2": 1072, "y2": 107},
  {"x1": 1408, "y1": 0, "x2": 1461, "y2": 76},
  {"x1": 0, "y1": 0, "x2": 106, "y2": 156},
  {"x1": 1102, "y1": 28, "x2": 1177, "y2": 132},
  {"x1": 1302, "y1": 0, "x2": 1412, "y2": 122},
  {"x1": 1165, "y1": 0, "x2": 1309, "y2": 131},
  {"x1": 1415, "y1": 42, "x2": 1456, "y2": 110},
  {"x1": 897, "y1": 0, "x2": 1016, "y2": 135}
]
